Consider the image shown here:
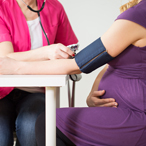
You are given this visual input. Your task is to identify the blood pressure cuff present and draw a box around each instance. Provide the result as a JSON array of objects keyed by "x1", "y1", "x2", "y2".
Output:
[{"x1": 75, "y1": 37, "x2": 114, "y2": 74}]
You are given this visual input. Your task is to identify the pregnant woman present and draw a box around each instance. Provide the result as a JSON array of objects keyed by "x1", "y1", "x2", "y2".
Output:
[{"x1": 0, "y1": 0, "x2": 146, "y2": 145}]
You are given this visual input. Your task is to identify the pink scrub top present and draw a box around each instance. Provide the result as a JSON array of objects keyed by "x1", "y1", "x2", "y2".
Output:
[{"x1": 0, "y1": 0, "x2": 78, "y2": 99}]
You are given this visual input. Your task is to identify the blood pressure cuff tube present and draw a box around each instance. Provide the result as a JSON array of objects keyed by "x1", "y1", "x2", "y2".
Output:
[{"x1": 75, "y1": 37, "x2": 114, "y2": 74}]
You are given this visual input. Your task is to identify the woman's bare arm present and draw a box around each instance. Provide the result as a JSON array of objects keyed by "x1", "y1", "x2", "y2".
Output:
[
  {"x1": 101, "y1": 19, "x2": 146, "y2": 57},
  {"x1": 0, "y1": 57, "x2": 81, "y2": 75}
]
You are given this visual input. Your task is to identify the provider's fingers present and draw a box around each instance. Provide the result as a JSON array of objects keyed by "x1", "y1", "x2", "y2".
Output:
[
  {"x1": 58, "y1": 43, "x2": 75, "y2": 57},
  {"x1": 57, "y1": 49, "x2": 72, "y2": 59}
]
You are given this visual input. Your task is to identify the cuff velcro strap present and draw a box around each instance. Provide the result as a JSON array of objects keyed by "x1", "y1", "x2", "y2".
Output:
[{"x1": 75, "y1": 37, "x2": 114, "y2": 74}]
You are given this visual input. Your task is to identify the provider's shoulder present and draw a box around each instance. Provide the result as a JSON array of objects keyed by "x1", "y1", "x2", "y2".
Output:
[{"x1": 0, "y1": 0, "x2": 15, "y2": 13}]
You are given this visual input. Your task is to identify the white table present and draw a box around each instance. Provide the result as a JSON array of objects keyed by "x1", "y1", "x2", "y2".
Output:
[{"x1": 0, "y1": 75, "x2": 69, "y2": 146}]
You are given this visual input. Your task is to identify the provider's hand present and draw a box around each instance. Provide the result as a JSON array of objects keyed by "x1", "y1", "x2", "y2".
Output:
[
  {"x1": 86, "y1": 90, "x2": 118, "y2": 107},
  {"x1": 46, "y1": 43, "x2": 75, "y2": 60}
]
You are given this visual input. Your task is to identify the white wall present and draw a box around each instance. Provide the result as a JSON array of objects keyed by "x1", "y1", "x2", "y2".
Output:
[{"x1": 59, "y1": 0, "x2": 128, "y2": 107}]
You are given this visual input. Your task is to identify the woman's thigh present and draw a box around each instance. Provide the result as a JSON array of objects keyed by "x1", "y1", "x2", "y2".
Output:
[
  {"x1": 0, "y1": 97, "x2": 15, "y2": 146},
  {"x1": 56, "y1": 107, "x2": 146, "y2": 146},
  {"x1": 15, "y1": 92, "x2": 45, "y2": 146}
]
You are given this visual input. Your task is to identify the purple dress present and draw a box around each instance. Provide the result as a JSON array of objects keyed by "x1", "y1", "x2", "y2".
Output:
[{"x1": 56, "y1": 1, "x2": 146, "y2": 145}]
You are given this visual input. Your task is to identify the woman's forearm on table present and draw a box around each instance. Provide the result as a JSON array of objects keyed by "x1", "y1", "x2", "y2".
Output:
[{"x1": 17, "y1": 59, "x2": 81, "y2": 75}]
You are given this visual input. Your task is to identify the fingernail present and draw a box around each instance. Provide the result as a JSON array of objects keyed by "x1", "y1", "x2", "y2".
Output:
[
  {"x1": 72, "y1": 54, "x2": 75, "y2": 57},
  {"x1": 113, "y1": 106, "x2": 117, "y2": 108}
]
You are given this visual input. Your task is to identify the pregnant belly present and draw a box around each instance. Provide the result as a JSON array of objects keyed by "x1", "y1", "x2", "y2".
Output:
[{"x1": 98, "y1": 70, "x2": 145, "y2": 112}]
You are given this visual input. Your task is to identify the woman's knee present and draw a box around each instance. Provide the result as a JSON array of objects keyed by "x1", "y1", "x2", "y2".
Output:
[
  {"x1": 16, "y1": 93, "x2": 45, "y2": 128},
  {"x1": 16, "y1": 108, "x2": 44, "y2": 135},
  {"x1": 15, "y1": 112, "x2": 39, "y2": 146},
  {"x1": 16, "y1": 93, "x2": 45, "y2": 113},
  {"x1": 15, "y1": 93, "x2": 45, "y2": 145}
]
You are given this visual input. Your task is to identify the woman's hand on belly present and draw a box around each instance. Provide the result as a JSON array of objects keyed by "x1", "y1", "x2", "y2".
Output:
[{"x1": 86, "y1": 90, "x2": 118, "y2": 107}]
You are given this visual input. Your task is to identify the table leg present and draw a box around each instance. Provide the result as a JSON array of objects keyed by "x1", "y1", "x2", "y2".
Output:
[{"x1": 45, "y1": 87, "x2": 59, "y2": 146}]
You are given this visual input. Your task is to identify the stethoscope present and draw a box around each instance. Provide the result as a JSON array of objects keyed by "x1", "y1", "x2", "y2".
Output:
[{"x1": 21, "y1": 0, "x2": 50, "y2": 45}]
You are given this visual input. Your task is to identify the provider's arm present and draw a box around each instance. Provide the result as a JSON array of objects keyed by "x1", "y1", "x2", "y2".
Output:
[{"x1": 0, "y1": 42, "x2": 74, "y2": 61}]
